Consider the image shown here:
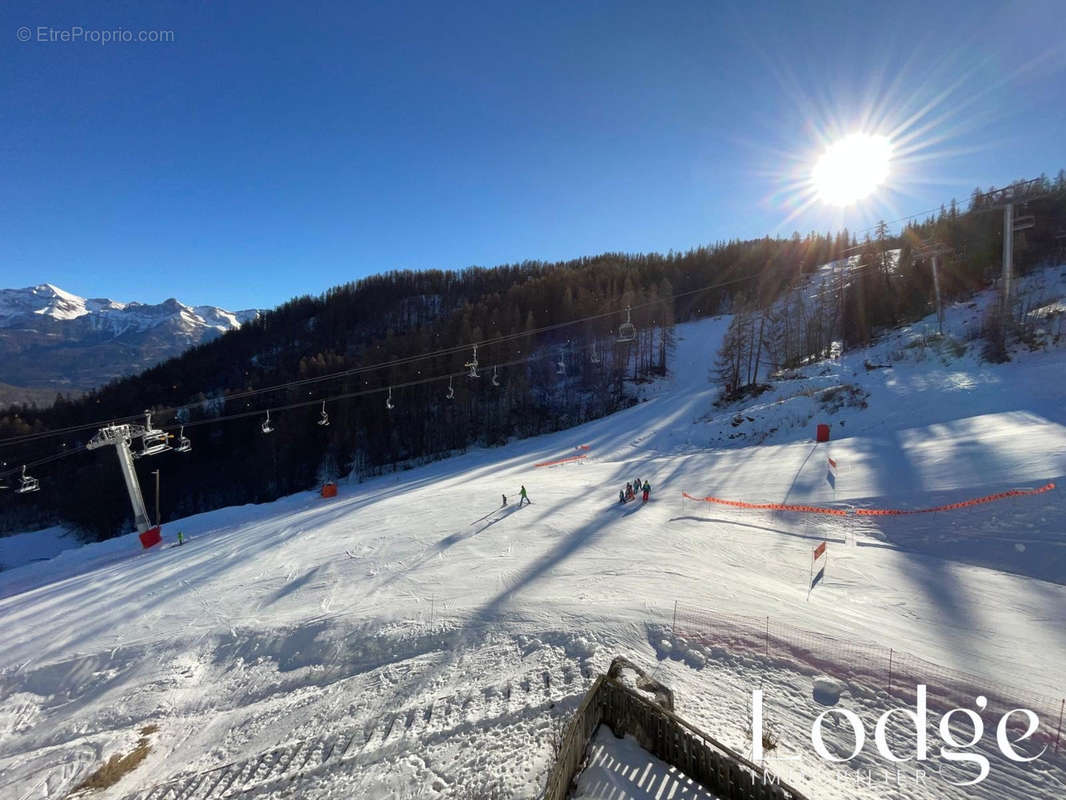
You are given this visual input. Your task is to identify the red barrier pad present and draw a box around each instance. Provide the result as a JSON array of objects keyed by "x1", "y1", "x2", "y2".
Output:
[{"x1": 140, "y1": 526, "x2": 162, "y2": 549}]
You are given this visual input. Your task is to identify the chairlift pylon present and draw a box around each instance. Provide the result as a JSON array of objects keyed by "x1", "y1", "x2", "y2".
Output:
[
  {"x1": 465, "y1": 344, "x2": 480, "y2": 378},
  {"x1": 616, "y1": 306, "x2": 636, "y2": 343},
  {"x1": 261, "y1": 410, "x2": 274, "y2": 434},
  {"x1": 385, "y1": 387, "x2": 394, "y2": 410},
  {"x1": 446, "y1": 376, "x2": 455, "y2": 400},
  {"x1": 318, "y1": 400, "x2": 330, "y2": 427},
  {"x1": 16, "y1": 465, "x2": 40, "y2": 494}
]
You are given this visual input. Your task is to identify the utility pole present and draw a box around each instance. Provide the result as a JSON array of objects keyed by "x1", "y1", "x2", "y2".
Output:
[
  {"x1": 918, "y1": 240, "x2": 951, "y2": 335},
  {"x1": 151, "y1": 469, "x2": 161, "y2": 527},
  {"x1": 1002, "y1": 202, "x2": 1013, "y2": 314},
  {"x1": 971, "y1": 180, "x2": 1040, "y2": 349}
]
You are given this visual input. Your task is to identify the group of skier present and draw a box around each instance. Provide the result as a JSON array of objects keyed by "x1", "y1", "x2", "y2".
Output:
[
  {"x1": 619, "y1": 477, "x2": 651, "y2": 504},
  {"x1": 500, "y1": 479, "x2": 649, "y2": 510}
]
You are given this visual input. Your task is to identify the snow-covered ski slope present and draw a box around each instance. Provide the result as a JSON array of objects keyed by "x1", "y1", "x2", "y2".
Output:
[{"x1": 1, "y1": 268, "x2": 1065, "y2": 800}]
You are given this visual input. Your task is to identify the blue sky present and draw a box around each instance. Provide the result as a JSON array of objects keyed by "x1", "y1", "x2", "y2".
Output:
[{"x1": 2, "y1": 0, "x2": 1064, "y2": 310}]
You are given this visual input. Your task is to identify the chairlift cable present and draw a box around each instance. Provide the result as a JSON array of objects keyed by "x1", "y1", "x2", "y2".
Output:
[{"x1": 6, "y1": 178, "x2": 1040, "y2": 452}]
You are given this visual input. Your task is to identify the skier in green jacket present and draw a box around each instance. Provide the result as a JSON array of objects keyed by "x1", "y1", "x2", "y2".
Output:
[
  {"x1": 641, "y1": 481, "x2": 650, "y2": 503},
  {"x1": 519, "y1": 485, "x2": 531, "y2": 506}
]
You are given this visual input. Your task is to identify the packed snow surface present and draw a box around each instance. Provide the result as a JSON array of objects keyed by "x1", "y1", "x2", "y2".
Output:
[{"x1": 1, "y1": 268, "x2": 1065, "y2": 799}]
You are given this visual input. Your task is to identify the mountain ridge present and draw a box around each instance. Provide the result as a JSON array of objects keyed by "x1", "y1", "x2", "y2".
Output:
[{"x1": 0, "y1": 283, "x2": 260, "y2": 397}]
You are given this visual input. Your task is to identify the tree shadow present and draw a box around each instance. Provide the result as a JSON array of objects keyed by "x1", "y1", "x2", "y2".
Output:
[{"x1": 669, "y1": 515, "x2": 846, "y2": 545}]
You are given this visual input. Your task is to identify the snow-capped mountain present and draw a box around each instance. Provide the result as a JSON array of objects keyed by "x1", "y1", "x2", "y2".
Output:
[{"x1": 0, "y1": 284, "x2": 260, "y2": 396}]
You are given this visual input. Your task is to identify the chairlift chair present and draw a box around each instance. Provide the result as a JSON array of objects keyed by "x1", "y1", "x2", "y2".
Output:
[
  {"x1": 446, "y1": 376, "x2": 455, "y2": 400},
  {"x1": 175, "y1": 425, "x2": 192, "y2": 453},
  {"x1": 318, "y1": 401, "x2": 330, "y2": 427},
  {"x1": 491, "y1": 366, "x2": 500, "y2": 387},
  {"x1": 385, "y1": 387, "x2": 394, "y2": 410},
  {"x1": 465, "y1": 344, "x2": 480, "y2": 378},
  {"x1": 1012, "y1": 214, "x2": 1035, "y2": 232},
  {"x1": 138, "y1": 410, "x2": 172, "y2": 457},
  {"x1": 261, "y1": 410, "x2": 274, "y2": 434},
  {"x1": 16, "y1": 465, "x2": 40, "y2": 494},
  {"x1": 616, "y1": 306, "x2": 636, "y2": 343}
]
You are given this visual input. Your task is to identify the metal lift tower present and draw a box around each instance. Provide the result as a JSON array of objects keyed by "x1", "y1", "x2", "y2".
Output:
[{"x1": 86, "y1": 412, "x2": 171, "y2": 534}]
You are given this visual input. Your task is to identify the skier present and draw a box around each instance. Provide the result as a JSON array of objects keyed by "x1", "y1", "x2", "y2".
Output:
[
  {"x1": 625, "y1": 482, "x2": 633, "y2": 501},
  {"x1": 502, "y1": 493, "x2": 507, "y2": 507},
  {"x1": 177, "y1": 531, "x2": 184, "y2": 546},
  {"x1": 519, "y1": 485, "x2": 531, "y2": 506},
  {"x1": 642, "y1": 480, "x2": 650, "y2": 503},
  {"x1": 619, "y1": 489, "x2": 626, "y2": 504}
]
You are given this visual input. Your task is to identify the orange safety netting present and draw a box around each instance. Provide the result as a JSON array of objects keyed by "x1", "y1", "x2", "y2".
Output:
[
  {"x1": 534, "y1": 453, "x2": 589, "y2": 467},
  {"x1": 682, "y1": 482, "x2": 1055, "y2": 516},
  {"x1": 853, "y1": 482, "x2": 1056, "y2": 516},
  {"x1": 681, "y1": 492, "x2": 848, "y2": 515}
]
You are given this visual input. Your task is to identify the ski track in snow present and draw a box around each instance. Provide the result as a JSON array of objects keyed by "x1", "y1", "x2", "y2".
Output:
[{"x1": 2, "y1": 269, "x2": 1066, "y2": 799}]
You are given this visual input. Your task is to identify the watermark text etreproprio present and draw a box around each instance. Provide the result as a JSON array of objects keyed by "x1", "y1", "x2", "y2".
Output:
[{"x1": 17, "y1": 26, "x2": 175, "y2": 45}]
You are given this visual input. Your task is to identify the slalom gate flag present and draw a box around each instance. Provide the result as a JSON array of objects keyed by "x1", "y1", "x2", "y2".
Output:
[
  {"x1": 811, "y1": 540, "x2": 827, "y2": 591},
  {"x1": 811, "y1": 564, "x2": 826, "y2": 589},
  {"x1": 826, "y1": 456, "x2": 837, "y2": 490}
]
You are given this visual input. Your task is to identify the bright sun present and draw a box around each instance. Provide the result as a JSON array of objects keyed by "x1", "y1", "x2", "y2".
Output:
[{"x1": 812, "y1": 133, "x2": 893, "y2": 206}]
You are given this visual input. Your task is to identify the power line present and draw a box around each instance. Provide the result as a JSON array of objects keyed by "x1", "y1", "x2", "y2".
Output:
[
  {"x1": 0, "y1": 271, "x2": 759, "y2": 451},
  {"x1": 0, "y1": 343, "x2": 602, "y2": 479},
  {"x1": 0, "y1": 260, "x2": 884, "y2": 481},
  {"x1": 1, "y1": 175, "x2": 1056, "y2": 458}
]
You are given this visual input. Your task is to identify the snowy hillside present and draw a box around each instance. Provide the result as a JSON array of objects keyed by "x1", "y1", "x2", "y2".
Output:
[
  {"x1": 0, "y1": 284, "x2": 260, "y2": 393},
  {"x1": 1, "y1": 271, "x2": 1065, "y2": 800}
]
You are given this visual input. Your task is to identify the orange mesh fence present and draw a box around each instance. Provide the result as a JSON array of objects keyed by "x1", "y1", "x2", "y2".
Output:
[
  {"x1": 672, "y1": 603, "x2": 1064, "y2": 750},
  {"x1": 854, "y1": 482, "x2": 1056, "y2": 516},
  {"x1": 534, "y1": 453, "x2": 588, "y2": 467},
  {"x1": 681, "y1": 492, "x2": 848, "y2": 515},
  {"x1": 682, "y1": 482, "x2": 1055, "y2": 517}
]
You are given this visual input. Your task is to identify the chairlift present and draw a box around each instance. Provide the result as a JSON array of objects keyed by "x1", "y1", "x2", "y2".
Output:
[
  {"x1": 1012, "y1": 214, "x2": 1035, "y2": 232},
  {"x1": 318, "y1": 400, "x2": 330, "y2": 427},
  {"x1": 261, "y1": 410, "x2": 274, "y2": 434},
  {"x1": 491, "y1": 366, "x2": 500, "y2": 387},
  {"x1": 465, "y1": 344, "x2": 480, "y2": 378},
  {"x1": 385, "y1": 387, "x2": 394, "y2": 410},
  {"x1": 616, "y1": 306, "x2": 636, "y2": 343},
  {"x1": 16, "y1": 465, "x2": 40, "y2": 494},
  {"x1": 446, "y1": 376, "x2": 455, "y2": 400},
  {"x1": 590, "y1": 345, "x2": 601, "y2": 365},
  {"x1": 175, "y1": 425, "x2": 192, "y2": 453},
  {"x1": 138, "y1": 410, "x2": 172, "y2": 457}
]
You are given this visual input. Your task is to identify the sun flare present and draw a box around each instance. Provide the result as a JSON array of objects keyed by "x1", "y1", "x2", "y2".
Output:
[{"x1": 812, "y1": 133, "x2": 893, "y2": 206}]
